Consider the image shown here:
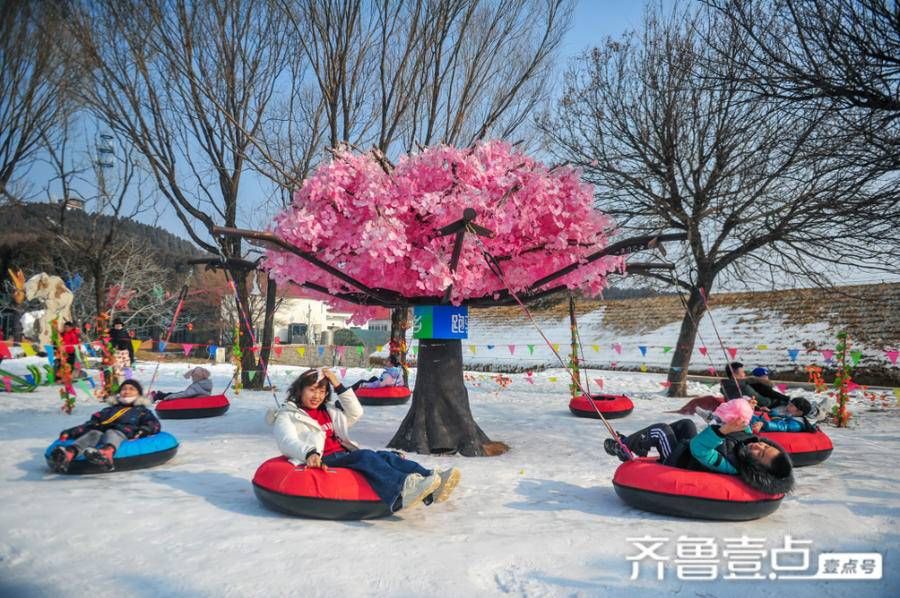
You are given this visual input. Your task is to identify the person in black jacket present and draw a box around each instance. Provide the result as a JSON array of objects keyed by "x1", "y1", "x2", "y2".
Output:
[
  {"x1": 48, "y1": 379, "x2": 161, "y2": 472},
  {"x1": 720, "y1": 361, "x2": 771, "y2": 406},
  {"x1": 108, "y1": 318, "x2": 134, "y2": 365}
]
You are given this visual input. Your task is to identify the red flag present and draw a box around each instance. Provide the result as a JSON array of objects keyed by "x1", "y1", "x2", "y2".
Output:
[{"x1": 727, "y1": 347, "x2": 738, "y2": 359}]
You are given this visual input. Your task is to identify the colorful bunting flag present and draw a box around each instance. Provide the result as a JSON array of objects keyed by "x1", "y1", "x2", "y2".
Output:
[
  {"x1": 698, "y1": 346, "x2": 708, "y2": 356},
  {"x1": 45, "y1": 346, "x2": 54, "y2": 365},
  {"x1": 412, "y1": 346, "x2": 419, "y2": 356},
  {"x1": 671, "y1": 366, "x2": 682, "y2": 372},
  {"x1": 756, "y1": 344, "x2": 769, "y2": 350},
  {"x1": 21, "y1": 342, "x2": 36, "y2": 356},
  {"x1": 787, "y1": 348, "x2": 800, "y2": 362},
  {"x1": 209, "y1": 344, "x2": 218, "y2": 358},
  {"x1": 821, "y1": 349, "x2": 834, "y2": 362},
  {"x1": 594, "y1": 378, "x2": 604, "y2": 389},
  {"x1": 662, "y1": 346, "x2": 672, "y2": 353},
  {"x1": 486, "y1": 344, "x2": 495, "y2": 350},
  {"x1": 469, "y1": 345, "x2": 477, "y2": 355},
  {"x1": 0, "y1": 343, "x2": 12, "y2": 360},
  {"x1": 357, "y1": 346, "x2": 364, "y2": 356},
  {"x1": 850, "y1": 349, "x2": 862, "y2": 366},
  {"x1": 158, "y1": 341, "x2": 167, "y2": 352},
  {"x1": 317, "y1": 346, "x2": 325, "y2": 357},
  {"x1": 776, "y1": 383, "x2": 788, "y2": 394},
  {"x1": 613, "y1": 343, "x2": 622, "y2": 354},
  {"x1": 527, "y1": 345, "x2": 535, "y2": 355},
  {"x1": 247, "y1": 370, "x2": 257, "y2": 382},
  {"x1": 297, "y1": 347, "x2": 306, "y2": 357},
  {"x1": 336, "y1": 346, "x2": 346, "y2": 358},
  {"x1": 592, "y1": 344, "x2": 599, "y2": 353},
  {"x1": 660, "y1": 381, "x2": 672, "y2": 389},
  {"x1": 638, "y1": 345, "x2": 647, "y2": 357},
  {"x1": 274, "y1": 345, "x2": 283, "y2": 357},
  {"x1": 551, "y1": 343, "x2": 559, "y2": 353},
  {"x1": 77, "y1": 380, "x2": 93, "y2": 397},
  {"x1": 548, "y1": 376, "x2": 557, "y2": 382},
  {"x1": 508, "y1": 345, "x2": 516, "y2": 355},
  {"x1": 727, "y1": 347, "x2": 738, "y2": 359},
  {"x1": 525, "y1": 371, "x2": 534, "y2": 384},
  {"x1": 132, "y1": 339, "x2": 142, "y2": 354},
  {"x1": 182, "y1": 343, "x2": 195, "y2": 356},
  {"x1": 885, "y1": 350, "x2": 899, "y2": 365},
  {"x1": 376, "y1": 345, "x2": 383, "y2": 353},
  {"x1": 707, "y1": 366, "x2": 717, "y2": 376},
  {"x1": 2, "y1": 376, "x2": 10, "y2": 392}
]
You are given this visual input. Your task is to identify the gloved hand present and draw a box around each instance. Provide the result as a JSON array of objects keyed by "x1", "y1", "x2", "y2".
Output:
[{"x1": 58, "y1": 433, "x2": 69, "y2": 441}]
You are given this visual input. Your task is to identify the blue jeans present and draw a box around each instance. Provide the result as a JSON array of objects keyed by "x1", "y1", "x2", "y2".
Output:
[{"x1": 323, "y1": 449, "x2": 432, "y2": 512}]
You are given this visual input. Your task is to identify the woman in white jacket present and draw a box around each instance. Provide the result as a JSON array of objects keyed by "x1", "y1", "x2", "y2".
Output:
[{"x1": 270, "y1": 367, "x2": 460, "y2": 513}]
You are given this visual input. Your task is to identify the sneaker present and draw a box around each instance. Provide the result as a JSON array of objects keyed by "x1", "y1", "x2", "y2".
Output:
[
  {"x1": 49, "y1": 446, "x2": 77, "y2": 473},
  {"x1": 604, "y1": 438, "x2": 630, "y2": 463},
  {"x1": 83, "y1": 445, "x2": 116, "y2": 471},
  {"x1": 398, "y1": 473, "x2": 441, "y2": 511},
  {"x1": 428, "y1": 468, "x2": 461, "y2": 503}
]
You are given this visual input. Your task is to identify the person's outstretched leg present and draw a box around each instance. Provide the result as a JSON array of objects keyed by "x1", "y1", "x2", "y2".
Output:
[
  {"x1": 606, "y1": 422, "x2": 681, "y2": 462},
  {"x1": 324, "y1": 449, "x2": 417, "y2": 511}
]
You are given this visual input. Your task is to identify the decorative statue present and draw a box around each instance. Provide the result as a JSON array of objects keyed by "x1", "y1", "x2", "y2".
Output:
[{"x1": 24, "y1": 273, "x2": 74, "y2": 346}]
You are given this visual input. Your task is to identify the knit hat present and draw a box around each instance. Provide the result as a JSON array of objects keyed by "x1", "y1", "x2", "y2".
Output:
[
  {"x1": 751, "y1": 367, "x2": 770, "y2": 378},
  {"x1": 790, "y1": 397, "x2": 813, "y2": 416},
  {"x1": 184, "y1": 367, "x2": 211, "y2": 382}
]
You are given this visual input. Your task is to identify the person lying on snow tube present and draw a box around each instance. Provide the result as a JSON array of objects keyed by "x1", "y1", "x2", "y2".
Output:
[
  {"x1": 268, "y1": 367, "x2": 459, "y2": 513},
  {"x1": 48, "y1": 379, "x2": 161, "y2": 473},
  {"x1": 745, "y1": 367, "x2": 791, "y2": 408},
  {"x1": 350, "y1": 354, "x2": 405, "y2": 391},
  {"x1": 605, "y1": 417, "x2": 794, "y2": 495},
  {"x1": 151, "y1": 367, "x2": 213, "y2": 401},
  {"x1": 751, "y1": 397, "x2": 817, "y2": 433}
]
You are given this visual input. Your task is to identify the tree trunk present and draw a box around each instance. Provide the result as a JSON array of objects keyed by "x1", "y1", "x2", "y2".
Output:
[
  {"x1": 388, "y1": 338, "x2": 507, "y2": 457},
  {"x1": 247, "y1": 275, "x2": 277, "y2": 390},
  {"x1": 230, "y1": 268, "x2": 259, "y2": 387},
  {"x1": 390, "y1": 307, "x2": 409, "y2": 385},
  {"x1": 666, "y1": 284, "x2": 709, "y2": 397}
]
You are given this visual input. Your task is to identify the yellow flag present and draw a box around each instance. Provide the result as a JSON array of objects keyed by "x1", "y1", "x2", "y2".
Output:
[
  {"x1": 640, "y1": 363, "x2": 648, "y2": 372},
  {"x1": 297, "y1": 347, "x2": 306, "y2": 357},
  {"x1": 548, "y1": 376, "x2": 557, "y2": 382},
  {"x1": 376, "y1": 345, "x2": 383, "y2": 352},
  {"x1": 592, "y1": 344, "x2": 599, "y2": 353},
  {"x1": 756, "y1": 344, "x2": 769, "y2": 350},
  {"x1": 21, "y1": 342, "x2": 36, "y2": 356},
  {"x1": 469, "y1": 345, "x2": 477, "y2": 354},
  {"x1": 551, "y1": 343, "x2": 559, "y2": 352},
  {"x1": 131, "y1": 339, "x2": 142, "y2": 353},
  {"x1": 894, "y1": 388, "x2": 900, "y2": 405}
]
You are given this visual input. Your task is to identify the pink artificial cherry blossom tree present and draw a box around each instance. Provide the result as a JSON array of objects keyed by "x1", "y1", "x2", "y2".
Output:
[{"x1": 226, "y1": 141, "x2": 681, "y2": 456}]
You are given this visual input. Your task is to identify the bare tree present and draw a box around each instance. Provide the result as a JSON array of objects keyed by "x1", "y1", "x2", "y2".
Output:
[
  {"x1": 0, "y1": 0, "x2": 73, "y2": 201},
  {"x1": 66, "y1": 0, "x2": 292, "y2": 387},
  {"x1": 540, "y1": 4, "x2": 891, "y2": 396},
  {"x1": 707, "y1": 0, "x2": 900, "y2": 174}
]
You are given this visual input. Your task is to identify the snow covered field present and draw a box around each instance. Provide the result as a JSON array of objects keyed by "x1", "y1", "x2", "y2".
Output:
[{"x1": 1, "y1": 360, "x2": 897, "y2": 597}]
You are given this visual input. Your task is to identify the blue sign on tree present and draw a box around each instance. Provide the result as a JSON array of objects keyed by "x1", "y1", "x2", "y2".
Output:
[{"x1": 413, "y1": 305, "x2": 469, "y2": 340}]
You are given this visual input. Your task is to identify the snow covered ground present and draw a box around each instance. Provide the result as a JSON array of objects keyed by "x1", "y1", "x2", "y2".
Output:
[{"x1": 1, "y1": 359, "x2": 897, "y2": 597}]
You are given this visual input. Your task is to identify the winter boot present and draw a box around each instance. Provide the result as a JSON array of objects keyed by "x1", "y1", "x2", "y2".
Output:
[
  {"x1": 428, "y1": 467, "x2": 461, "y2": 503},
  {"x1": 49, "y1": 446, "x2": 77, "y2": 473},
  {"x1": 83, "y1": 444, "x2": 116, "y2": 471},
  {"x1": 604, "y1": 436, "x2": 631, "y2": 463},
  {"x1": 398, "y1": 473, "x2": 441, "y2": 511}
]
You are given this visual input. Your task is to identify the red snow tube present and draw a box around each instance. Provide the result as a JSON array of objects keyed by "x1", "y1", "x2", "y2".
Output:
[
  {"x1": 354, "y1": 386, "x2": 412, "y2": 406},
  {"x1": 252, "y1": 456, "x2": 390, "y2": 520},
  {"x1": 569, "y1": 394, "x2": 634, "y2": 419},
  {"x1": 156, "y1": 394, "x2": 230, "y2": 419},
  {"x1": 758, "y1": 429, "x2": 833, "y2": 467},
  {"x1": 612, "y1": 458, "x2": 784, "y2": 521}
]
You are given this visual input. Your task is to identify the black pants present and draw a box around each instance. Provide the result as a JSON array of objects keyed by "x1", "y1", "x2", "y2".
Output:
[
  {"x1": 749, "y1": 382, "x2": 790, "y2": 407},
  {"x1": 623, "y1": 419, "x2": 697, "y2": 466}
]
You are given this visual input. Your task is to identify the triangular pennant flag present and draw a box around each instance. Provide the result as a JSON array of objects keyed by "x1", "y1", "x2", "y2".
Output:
[
  {"x1": 486, "y1": 344, "x2": 495, "y2": 350},
  {"x1": 551, "y1": 343, "x2": 560, "y2": 353},
  {"x1": 158, "y1": 341, "x2": 167, "y2": 352},
  {"x1": 21, "y1": 342, "x2": 36, "y2": 356},
  {"x1": 727, "y1": 347, "x2": 738, "y2": 359},
  {"x1": 247, "y1": 370, "x2": 257, "y2": 382},
  {"x1": 209, "y1": 344, "x2": 218, "y2": 358},
  {"x1": 468, "y1": 345, "x2": 477, "y2": 355},
  {"x1": 297, "y1": 347, "x2": 306, "y2": 357},
  {"x1": 776, "y1": 383, "x2": 788, "y2": 394},
  {"x1": 412, "y1": 345, "x2": 419, "y2": 356},
  {"x1": 340, "y1": 367, "x2": 347, "y2": 379},
  {"x1": 527, "y1": 345, "x2": 535, "y2": 355},
  {"x1": 317, "y1": 346, "x2": 325, "y2": 357},
  {"x1": 821, "y1": 349, "x2": 834, "y2": 362},
  {"x1": 84, "y1": 343, "x2": 96, "y2": 357},
  {"x1": 893, "y1": 388, "x2": 900, "y2": 404},
  {"x1": 613, "y1": 343, "x2": 622, "y2": 354},
  {"x1": 2, "y1": 376, "x2": 10, "y2": 392},
  {"x1": 846, "y1": 381, "x2": 861, "y2": 393},
  {"x1": 132, "y1": 339, "x2": 142, "y2": 354},
  {"x1": 660, "y1": 381, "x2": 672, "y2": 388},
  {"x1": 86, "y1": 376, "x2": 96, "y2": 389},
  {"x1": 671, "y1": 366, "x2": 682, "y2": 372},
  {"x1": 638, "y1": 345, "x2": 647, "y2": 357},
  {"x1": 662, "y1": 346, "x2": 672, "y2": 354},
  {"x1": 508, "y1": 345, "x2": 516, "y2": 355},
  {"x1": 640, "y1": 363, "x2": 648, "y2": 372},
  {"x1": 698, "y1": 346, "x2": 708, "y2": 356},
  {"x1": 885, "y1": 350, "x2": 899, "y2": 365},
  {"x1": 182, "y1": 343, "x2": 195, "y2": 356},
  {"x1": 787, "y1": 348, "x2": 800, "y2": 362},
  {"x1": 274, "y1": 345, "x2": 283, "y2": 357},
  {"x1": 336, "y1": 346, "x2": 346, "y2": 358},
  {"x1": 0, "y1": 343, "x2": 12, "y2": 360},
  {"x1": 610, "y1": 361, "x2": 618, "y2": 368},
  {"x1": 707, "y1": 366, "x2": 717, "y2": 376},
  {"x1": 548, "y1": 376, "x2": 557, "y2": 382},
  {"x1": 45, "y1": 346, "x2": 55, "y2": 365},
  {"x1": 591, "y1": 344, "x2": 599, "y2": 353},
  {"x1": 850, "y1": 349, "x2": 862, "y2": 366},
  {"x1": 77, "y1": 380, "x2": 92, "y2": 397},
  {"x1": 594, "y1": 378, "x2": 604, "y2": 389},
  {"x1": 756, "y1": 344, "x2": 769, "y2": 351},
  {"x1": 376, "y1": 345, "x2": 383, "y2": 353},
  {"x1": 251, "y1": 344, "x2": 260, "y2": 353}
]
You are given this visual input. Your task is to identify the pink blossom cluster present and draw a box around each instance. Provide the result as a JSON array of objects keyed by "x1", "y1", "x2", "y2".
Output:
[{"x1": 265, "y1": 141, "x2": 622, "y2": 321}]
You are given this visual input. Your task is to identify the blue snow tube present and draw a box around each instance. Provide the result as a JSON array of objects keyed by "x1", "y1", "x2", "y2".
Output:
[{"x1": 44, "y1": 431, "x2": 179, "y2": 474}]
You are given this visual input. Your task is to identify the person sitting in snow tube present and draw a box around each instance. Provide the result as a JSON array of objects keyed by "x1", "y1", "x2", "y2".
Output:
[
  {"x1": 151, "y1": 367, "x2": 214, "y2": 401},
  {"x1": 350, "y1": 354, "x2": 411, "y2": 406},
  {"x1": 750, "y1": 397, "x2": 833, "y2": 466},
  {"x1": 47, "y1": 379, "x2": 169, "y2": 473},
  {"x1": 606, "y1": 417, "x2": 794, "y2": 520},
  {"x1": 720, "y1": 361, "x2": 773, "y2": 407},
  {"x1": 258, "y1": 367, "x2": 459, "y2": 518},
  {"x1": 746, "y1": 367, "x2": 791, "y2": 408}
]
